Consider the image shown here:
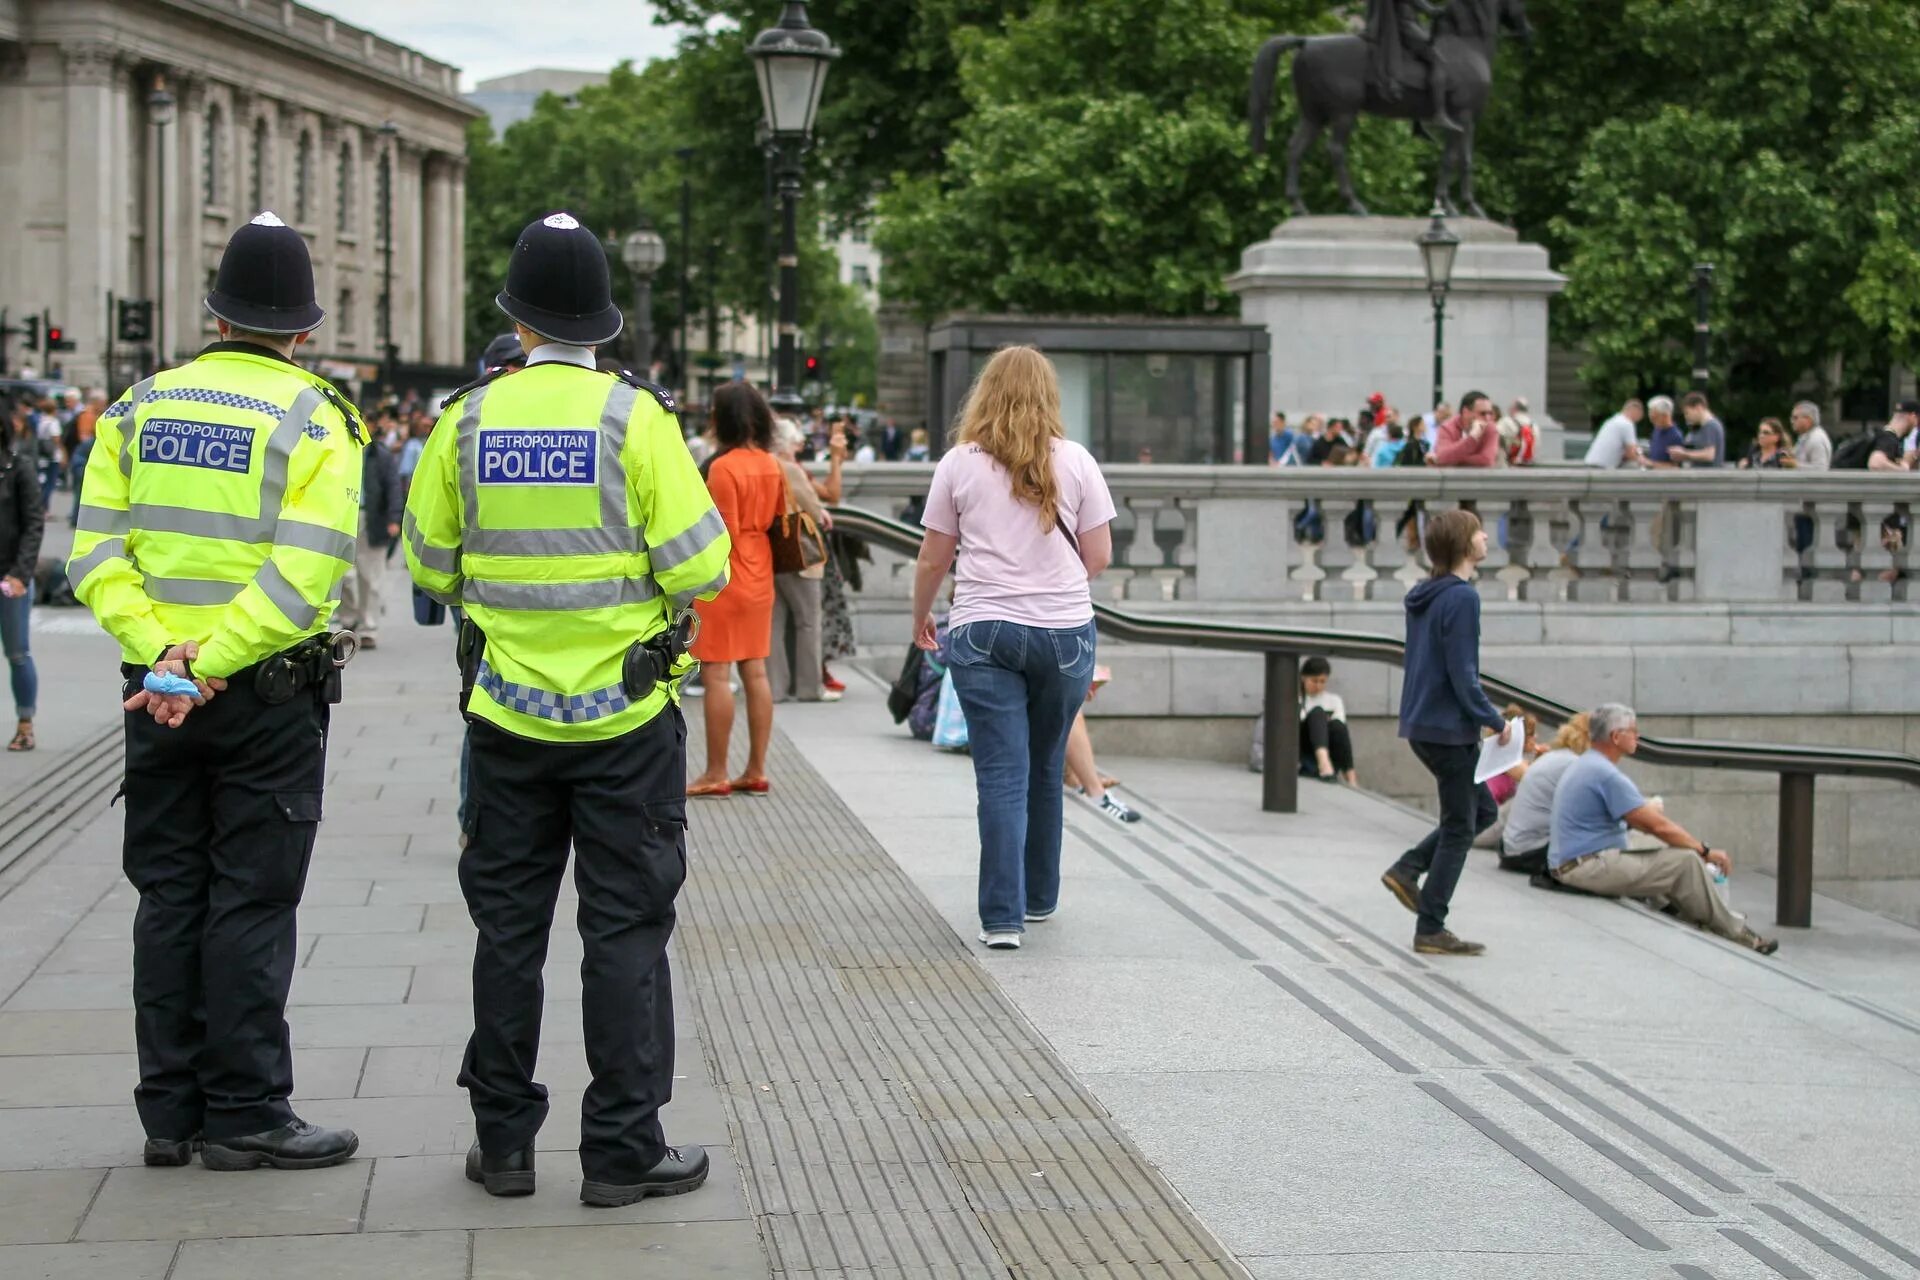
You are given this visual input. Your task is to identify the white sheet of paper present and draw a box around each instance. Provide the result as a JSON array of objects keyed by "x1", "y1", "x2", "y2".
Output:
[{"x1": 1474, "y1": 718, "x2": 1526, "y2": 784}]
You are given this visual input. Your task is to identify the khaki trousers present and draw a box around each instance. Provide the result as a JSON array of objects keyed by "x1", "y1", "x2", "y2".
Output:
[
  {"x1": 336, "y1": 517, "x2": 387, "y2": 640},
  {"x1": 1554, "y1": 847, "x2": 1746, "y2": 940}
]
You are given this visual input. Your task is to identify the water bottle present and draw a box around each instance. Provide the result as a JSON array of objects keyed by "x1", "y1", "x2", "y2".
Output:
[{"x1": 1708, "y1": 862, "x2": 1731, "y2": 907}]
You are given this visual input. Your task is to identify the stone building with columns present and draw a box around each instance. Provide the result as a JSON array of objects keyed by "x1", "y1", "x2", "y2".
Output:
[{"x1": 0, "y1": 0, "x2": 479, "y2": 394}]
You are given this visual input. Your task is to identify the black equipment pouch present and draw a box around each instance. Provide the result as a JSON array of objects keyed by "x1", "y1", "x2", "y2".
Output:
[
  {"x1": 621, "y1": 612, "x2": 700, "y2": 702},
  {"x1": 255, "y1": 653, "x2": 299, "y2": 705},
  {"x1": 456, "y1": 616, "x2": 485, "y2": 712}
]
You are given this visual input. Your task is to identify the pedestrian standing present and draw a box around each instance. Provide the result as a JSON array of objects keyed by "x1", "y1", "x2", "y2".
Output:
[
  {"x1": 1790, "y1": 401, "x2": 1831, "y2": 470},
  {"x1": 687, "y1": 382, "x2": 785, "y2": 796},
  {"x1": 336, "y1": 428, "x2": 401, "y2": 649},
  {"x1": 66, "y1": 211, "x2": 364, "y2": 1170},
  {"x1": 0, "y1": 397, "x2": 44, "y2": 751},
  {"x1": 1425, "y1": 391, "x2": 1501, "y2": 468},
  {"x1": 910, "y1": 346, "x2": 1117, "y2": 950},
  {"x1": 1379, "y1": 508, "x2": 1511, "y2": 956},
  {"x1": 405, "y1": 212, "x2": 729, "y2": 1205},
  {"x1": 768, "y1": 416, "x2": 829, "y2": 704}
]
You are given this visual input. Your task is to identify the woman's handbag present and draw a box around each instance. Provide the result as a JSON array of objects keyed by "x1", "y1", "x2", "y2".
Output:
[{"x1": 768, "y1": 486, "x2": 828, "y2": 575}]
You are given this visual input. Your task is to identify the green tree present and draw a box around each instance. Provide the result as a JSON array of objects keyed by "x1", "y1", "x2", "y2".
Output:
[
  {"x1": 1477, "y1": 0, "x2": 1920, "y2": 424},
  {"x1": 650, "y1": 0, "x2": 1036, "y2": 228},
  {"x1": 871, "y1": 0, "x2": 1432, "y2": 317},
  {"x1": 464, "y1": 43, "x2": 869, "y2": 398}
]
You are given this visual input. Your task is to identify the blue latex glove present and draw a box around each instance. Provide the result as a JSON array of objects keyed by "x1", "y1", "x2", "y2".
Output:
[{"x1": 143, "y1": 670, "x2": 202, "y2": 698}]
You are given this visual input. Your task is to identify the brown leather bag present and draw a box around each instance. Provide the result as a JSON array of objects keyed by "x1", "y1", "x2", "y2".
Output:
[{"x1": 768, "y1": 484, "x2": 827, "y2": 575}]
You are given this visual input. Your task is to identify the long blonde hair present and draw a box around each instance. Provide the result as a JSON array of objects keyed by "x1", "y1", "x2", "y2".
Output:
[
  {"x1": 954, "y1": 345, "x2": 1066, "y2": 530},
  {"x1": 1549, "y1": 713, "x2": 1591, "y2": 753}
]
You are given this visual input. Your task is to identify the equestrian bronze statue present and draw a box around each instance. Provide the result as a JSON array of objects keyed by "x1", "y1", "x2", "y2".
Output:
[{"x1": 1249, "y1": 0, "x2": 1534, "y2": 219}]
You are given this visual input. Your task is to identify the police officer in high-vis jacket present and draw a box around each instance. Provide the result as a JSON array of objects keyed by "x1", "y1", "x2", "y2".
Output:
[
  {"x1": 68, "y1": 212, "x2": 362, "y2": 1171},
  {"x1": 405, "y1": 212, "x2": 730, "y2": 1205}
]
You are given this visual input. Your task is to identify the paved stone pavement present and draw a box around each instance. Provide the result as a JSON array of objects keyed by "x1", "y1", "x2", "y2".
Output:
[
  {"x1": 7, "y1": 543, "x2": 1920, "y2": 1278},
  {"x1": 791, "y1": 665, "x2": 1920, "y2": 1280}
]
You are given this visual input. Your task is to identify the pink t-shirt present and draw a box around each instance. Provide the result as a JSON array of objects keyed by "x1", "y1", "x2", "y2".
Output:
[{"x1": 922, "y1": 439, "x2": 1117, "y2": 630}]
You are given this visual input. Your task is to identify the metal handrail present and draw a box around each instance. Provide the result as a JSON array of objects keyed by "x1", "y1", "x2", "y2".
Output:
[{"x1": 827, "y1": 504, "x2": 1920, "y2": 926}]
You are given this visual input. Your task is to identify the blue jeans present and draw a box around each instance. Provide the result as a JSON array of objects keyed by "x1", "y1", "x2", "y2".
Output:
[
  {"x1": 946, "y1": 619, "x2": 1097, "y2": 933},
  {"x1": 69, "y1": 440, "x2": 92, "y2": 523},
  {"x1": 1392, "y1": 739, "x2": 1497, "y2": 935},
  {"x1": 0, "y1": 583, "x2": 37, "y2": 719}
]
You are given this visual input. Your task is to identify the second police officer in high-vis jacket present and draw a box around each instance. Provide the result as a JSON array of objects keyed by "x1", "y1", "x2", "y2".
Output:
[
  {"x1": 405, "y1": 212, "x2": 730, "y2": 1205},
  {"x1": 68, "y1": 212, "x2": 363, "y2": 1171}
]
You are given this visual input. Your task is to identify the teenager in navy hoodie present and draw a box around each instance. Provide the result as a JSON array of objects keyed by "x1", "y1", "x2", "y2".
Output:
[{"x1": 1381, "y1": 507, "x2": 1511, "y2": 955}]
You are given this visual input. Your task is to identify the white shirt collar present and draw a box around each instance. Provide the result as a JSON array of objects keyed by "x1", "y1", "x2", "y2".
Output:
[{"x1": 525, "y1": 342, "x2": 595, "y2": 370}]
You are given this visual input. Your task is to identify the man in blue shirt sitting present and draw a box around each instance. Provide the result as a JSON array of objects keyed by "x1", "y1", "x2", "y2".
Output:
[{"x1": 1549, "y1": 703, "x2": 1777, "y2": 954}]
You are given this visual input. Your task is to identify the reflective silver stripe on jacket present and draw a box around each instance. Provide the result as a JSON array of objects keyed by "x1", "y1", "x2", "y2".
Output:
[
  {"x1": 461, "y1": 575, "x2": 661, "y2": 612},
  {"x1": 141, "y1": 576, "x2": 244, "y2": 607},
  {"x1": 74, "y1": 504, "x2": 131, "y2": 536},
  {"x1": 474, "y1": 659, "x2": 632, "y2": 725},
  {"x1": 274, "y1": 519, "x2": 356, "y2": 563},
  {"x1": 650, "y1": 507, "x2": 727, "y2": 574},
  {"x1": 464, "y1": 525, "x2": 647, "y2": 558},
  {"x1": 596, "y1": 381, "x2": 637, "y2": 528},
  {"x1": 129, "y1": 504, "x2": 268, "y2": 543},
  {"x1": 113, "y1": 376, "x2": 159, "y2": 475},
  {"x1": 68, "y1": 537, "x2": 128, "y2": 586},
  {"x1": 454, "y1": 385, "x2": 491, "y2": 535},
  {"x1": 671, "y1": 566, "x2": 730, "y2": 612},
  {"x1": 403, "y1": 509, "x2": 459, "y2": 574},
  {"x1": 256, "y1": 559, "x2": 319, "y2": 628}
]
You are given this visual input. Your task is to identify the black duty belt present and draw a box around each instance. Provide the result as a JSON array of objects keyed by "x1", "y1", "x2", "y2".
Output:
[{"x1": 254, "y1": 632, "x2": 356, "y2": 706}]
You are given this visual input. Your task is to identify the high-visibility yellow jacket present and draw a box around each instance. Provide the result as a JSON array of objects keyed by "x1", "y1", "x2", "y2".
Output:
[
  {"x1": 403, "y1": 358, "x2": 730, "y2": 744},
  {"x1": 67, "y1": 343, "x2": 364, "y2": 680}
]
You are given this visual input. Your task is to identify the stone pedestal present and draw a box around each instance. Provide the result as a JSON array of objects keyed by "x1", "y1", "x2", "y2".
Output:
[{"x1": 1226, "y1": 215, "x2": 1566, "y2": 448}]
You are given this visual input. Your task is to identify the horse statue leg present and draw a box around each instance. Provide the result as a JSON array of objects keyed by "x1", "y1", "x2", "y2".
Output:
[
  {"x1": 1327, "y1": 116, "x2": 1369, "y2": 216},
  {"x1": 1284, "y1": 118, "x2": 1323, "y2": 216},
  {"x1": 1433, "y1": 126, "x2": 1458, "y2": 217},
  {"x1": 1457, "y1": 119, "x2": 1487, "y2": 219}
]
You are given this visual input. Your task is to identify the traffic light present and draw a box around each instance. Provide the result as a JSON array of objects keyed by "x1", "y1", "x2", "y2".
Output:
[
  {"x1": 47, "y1": 325, "x2": 73, "y2": 352},
  {"x1": 21, "y1": 315, "x2": 38, "y2": 351},
  {"x1": 118, "y1": 299, "x2": 153, "y2": 344},
  {"x1": 804, "y1": 354, "x2": 819, "y2": 375}
]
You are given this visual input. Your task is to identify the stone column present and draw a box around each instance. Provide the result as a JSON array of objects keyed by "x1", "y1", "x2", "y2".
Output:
[
  {"x1": 63, "y1": 42, "x2": 121, "y2": 388},
  {"x1": 421, "y1": 153, "x2": 453, "y2": 365},
  {"x1": 446, "y1": 156, "x2": 467, "y2": 366}
]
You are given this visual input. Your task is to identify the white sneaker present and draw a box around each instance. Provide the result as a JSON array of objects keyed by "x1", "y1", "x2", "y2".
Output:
[
  {"x1": 820, "y1": 688, "x2": 843, "y2": 702},
  {"x1": 1024, "y1": 906, "x2": 1057, "y2": 922},
  {"x1": 978, "y1": 930, "x2": 1022, "y2": 950},
  {"x1": 1090, "y1": 792, "x2": 1140, "y2": 824}
]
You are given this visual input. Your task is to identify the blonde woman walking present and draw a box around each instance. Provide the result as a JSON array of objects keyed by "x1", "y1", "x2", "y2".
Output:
[{"x1": 910, "y1": 347, "x2": 1116, "y2": 950}]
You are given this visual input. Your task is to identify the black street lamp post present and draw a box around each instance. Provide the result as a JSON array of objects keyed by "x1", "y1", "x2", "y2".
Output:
[
  {"x1": 675, "y1": 147, "x2": 694, "y2": 399},
  {"x1": 1416, "y1": 204, "x2": 1460, "y2": 413},
  {"x1": 149, "y1": 80, "x2": 175, "y2": 373},
  {"x1": 620, "y1": 222, "x2": 667, "y2": 377},
  {"x1": 749, "y1": 1, "x2": 838, "y2": 418},
  {"x1": 1691, "y1": 262, "x2": 1714, "y2": 394},
  {"x1": 379, "y1": 119, "x2": 398, "y2": 390}
]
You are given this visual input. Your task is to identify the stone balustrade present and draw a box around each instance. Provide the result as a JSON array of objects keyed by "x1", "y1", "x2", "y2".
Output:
[{"x1": 836, "y1": 465, "x2": 1914, "y2": 607}]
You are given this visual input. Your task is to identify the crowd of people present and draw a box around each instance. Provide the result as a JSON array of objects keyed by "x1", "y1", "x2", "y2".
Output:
[
  {"x1": 1268, "y1": 390, "x2": 1539, "y2": 472},
  {"x1": 1583, "y1": 391, "x2": 1919, "y2": 472}
]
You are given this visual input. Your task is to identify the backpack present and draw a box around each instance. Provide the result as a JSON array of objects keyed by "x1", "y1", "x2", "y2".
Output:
[{"x1": 1832, "y1": 432, "x2": 1876, "y2": 470}]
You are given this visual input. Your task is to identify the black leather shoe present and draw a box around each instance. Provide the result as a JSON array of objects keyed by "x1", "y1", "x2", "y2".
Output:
[
  {"x1": 465, "y1": 1142, "x2": 536, "y2": 1196},
  {"x1": 143, "y1": 1135, "x2": 202, "y2": 1167},
  {"x1": 580, "y1": 1145, "x2": 710, "y2": 1206},
  {"x1": 201, "y1": 1119, "x2": 358, "y2": 1171}
]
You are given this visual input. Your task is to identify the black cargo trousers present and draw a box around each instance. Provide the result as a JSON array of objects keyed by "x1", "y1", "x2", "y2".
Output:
[
  {"x1": 119, "y1": 658, "x2": 329, "y2": 1142},
  {"x1": 458, "y1": 704, "x2": 688, "y2": 1184}
]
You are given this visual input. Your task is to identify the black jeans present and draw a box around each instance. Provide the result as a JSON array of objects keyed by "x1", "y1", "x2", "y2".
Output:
[
  {"x1": 1300, "y1": 707, "x2": 1354, "y2": 774},
  {"x1": 120, "y1": 663, "x2": 328, "y2": 1140},
  {"x1": 458, "y1": 707, "x2": 687, "y2": 1182},
  {"x1": 1392, "y1": 739, "x2": 1497, "y2": 935}
]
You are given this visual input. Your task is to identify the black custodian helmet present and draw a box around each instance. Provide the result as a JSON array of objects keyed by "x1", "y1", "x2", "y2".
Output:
[
  {"x1": 495, "y1": 212, "x2": 622, "y2": 346},
  {"x1": 204, "y1": 211, "x2": 325, "y2": 334}
]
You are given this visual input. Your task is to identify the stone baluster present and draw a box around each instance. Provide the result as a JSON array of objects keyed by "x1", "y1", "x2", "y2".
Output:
[
  {"x1": 1108, "y1": 499, "x2": 1141, "y2": 601},
  {"x1": 1315, "y1": 497, "x2": 1359, "y2": 601},
  {"x1": 1153, "y1": 503, "x2": 1197, "y2": 601},
  {"x1": 1494, "y1": 499, "x2": 1534, "y2": 601},
  {"x1": 1790, "y1": 501, "x2": 1819, "y2": 602},
  {"x1": 1474, "y1": 498, "x2": 1520, "y2": 602},
  {"x1": 1565, "y1": 499, "x2": 1619, "y2": 602},
  {"x1": 1855, "y1": 498, "x2": 1912, "y2": 604}
]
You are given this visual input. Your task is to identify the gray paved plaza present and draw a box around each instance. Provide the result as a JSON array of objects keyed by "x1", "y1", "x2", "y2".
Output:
[{"x1": 1, "y1": 557, "x2": 1918, "y2": 1278}]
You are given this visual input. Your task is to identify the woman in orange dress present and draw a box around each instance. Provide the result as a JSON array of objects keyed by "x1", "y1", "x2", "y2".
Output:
[{"x1": 688, "y1": 382, "x2": 786, "y2": 797}]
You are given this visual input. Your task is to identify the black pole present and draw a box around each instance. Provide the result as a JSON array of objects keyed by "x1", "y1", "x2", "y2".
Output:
[
  {"x1": 1261, "y1": 651, "x2": 1300, "y2": 814},
  {"x1": 1777, "y1": 772, "x2": 1814, "y2": 928},
  {"x1": 771, "y1": 142, "x2": 804, "y2": 416},
  {"x1": 763, "y1": 142, "x2": 776, "y2": 385},
  {"x1": 633, "y1": 275, "x2": 653, "y2": 380},
  {"x1": 381, "y1": 153, "x2": 396, "y2": 388},
  {"x1": 705, "y1": 238, "x2": 718, "y2": 397},
  {"x1": 676, "y1": 147, "x2": 693, "y2": 398},
  {"x1": 105, "y1": 291, "x2": 115, "y2": 389},
  {"x1": 1431, "y1": 288, "x2": 1446, "y2": 412},
  {"x1": 1691, "y1": 262, "x2": 1713, "y2": 394},
  {"x1": 154, "y1": 118, "x2": 167, "y2": 373}
]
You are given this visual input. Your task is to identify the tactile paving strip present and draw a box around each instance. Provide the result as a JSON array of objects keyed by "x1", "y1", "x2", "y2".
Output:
[{"x1": 678, "y1": 727, "x2": 1247, "y2": 1279}]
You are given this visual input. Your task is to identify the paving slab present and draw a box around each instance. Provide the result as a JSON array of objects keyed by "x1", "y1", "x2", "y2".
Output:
[
  {"x1": 0, "y1": 1168, "x2": 107, "y2": 1244},
  {"x1": 0, "y1": 1239, "x2": 178, "y2": 1279},
  {"x1": 359, "y1": 1150, "x2": 750, "y2": 1231},
  {"x1": 469, "y1": 1221, "x2": 771, "y2": 1279},
  {"x1": 170, "y1": 1228, "x2": 471, "y2": 1279},
  {"x1": 77, "y1": 1162, "x2": 371, "y2": 1241}
]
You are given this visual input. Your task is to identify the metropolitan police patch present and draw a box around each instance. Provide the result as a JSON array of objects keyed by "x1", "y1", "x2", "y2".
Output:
[
  {"x1": 138, "y1": 419, "x2": 255, "y2": 474},
  {"x1": 477, "y1": 429, "x2": 598, "y2": 485}
]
